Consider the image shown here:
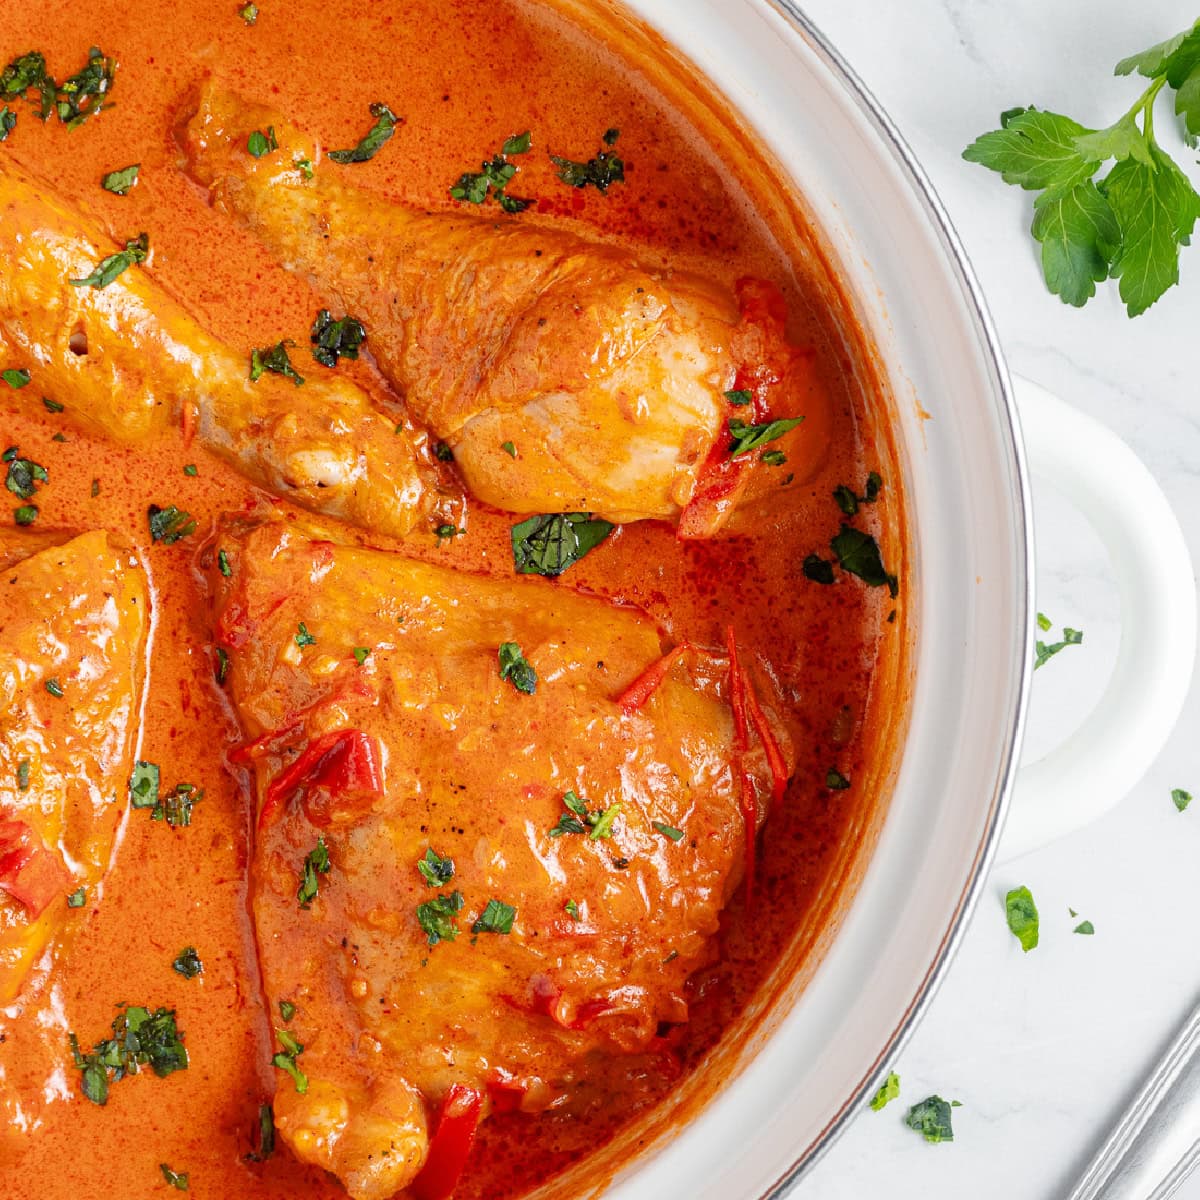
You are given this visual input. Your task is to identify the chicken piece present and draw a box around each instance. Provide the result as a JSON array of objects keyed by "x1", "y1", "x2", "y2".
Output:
[
  {"x1": 0, "y1": 530, "x2": 149, "y2": 1003},
  {"x1": 209, "y1": 512, "x2": 792, "y2": 1199},
  {"x1": 0, "y1": 160, "x2": 434, "y2": 539},
  {"x1": 183, "y1": 83, "x2": 806, "y2": 529}
]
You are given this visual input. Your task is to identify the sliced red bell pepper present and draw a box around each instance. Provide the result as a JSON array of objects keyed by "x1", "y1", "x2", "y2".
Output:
[
  {"x1": 258, "y1": 729, "x2": 383, "y2": 829},
  {"x1": 409, "y1": 1083, "x2": 484, "y2": 1200},
  {"x1": 724, "y1": 628, "x2": 757, "y2": 900},
  {"x1": 0, "y1": 819, "x2": 71, "y2": 919},
  {"x1": 616, "y1": 642, "x2": 692, "y2": 713},
  {"x1": 741, "y1": 664, "x2": 791, "y2": 809}
]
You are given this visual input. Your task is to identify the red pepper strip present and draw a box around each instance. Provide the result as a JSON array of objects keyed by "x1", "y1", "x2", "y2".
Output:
[
  {"x1": 616, "y1": 642, "x2": 692, "y2": 713},
  {"x1": 724, "y1": 627, "x2": 756, "y2": 900},
  {"x1": 409, "y1": 1083, "x2": 484, "y2": 1200},
  {"x1": 0, "y1": 820, "x2": 71, "y2": 919},
  {"x1": 258, "y1": 729, "x2": 383, "y2": 830},
  {"x1": 741, "y1": 667, "x2": 790, "y2": 809},
  {"x1": 485, "y1": 1068, "x2": 527, "y2": 1114}
]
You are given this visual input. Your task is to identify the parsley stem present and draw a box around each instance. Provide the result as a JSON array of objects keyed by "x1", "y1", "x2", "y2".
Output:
[{"x1": 1135, "y1": 76, "x2": 1167, "y2": 143}]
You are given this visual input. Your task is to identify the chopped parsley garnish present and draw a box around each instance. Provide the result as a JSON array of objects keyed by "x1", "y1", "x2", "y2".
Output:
[
  {"x1": 297, "y1": 837, "x2": 330, "y2": 908},
  {"x1": 511, "y1": 512, "x2": 614, "y2": 576},
  {"x1": 42, "y1": 396, "x2": 64, "y2": 412},
  {"x1": 0, "y1": 51, "x2": 55, "y2": 125},
  {"x1": 130, "y1": 763, "x2": 201, "y2": 827},
  {"x1": 551, "y1": 128, "x2": 625, "y2": 194},
  {"x1": 1034, "y1": 615, "x2": 1083, "y2": 669},
  {"x1": 1173, "y1": 787, "x2": 1193, "y2": 812},
  {"x1": 869, "y1": 1070, "x2": 901, "y2": 1112},
  {"x1": 247, "y1": 126, "x2": 277, "y2": 158},
  {"x1": 239, "y1": 2, "x2": 258, "y2": 24},
  {"x1": 160, "y1": 1164, "x2": 189, "y2": 1191},
  {"x1": 826, "y1": 768, "x2": 850, "y2": 790},
  {"x1": 148, "y1": 504, "x2": 197, "y2": 544},
  {"x1": 16, "y1": 759, "x2": 30, "y2": 791},
  {"x1": 435, "y1": 523, "x2": 460, "y2": 543},
  {"x1": 328, "y1": 103, "x2": 400, "y2": 164},
  {"x1": 249, "y1": 340, "x2": 305, "y2": 386},
  {"x1": 183, "y1": 463, "x2": 198, "y2": 476},
  {"x1": 433, "y1": 441, "x2": 454, "y2": 462},
  {"x1": 652, "y1": 821, "x2": 685, "y2": 842},
  {"x1": 90, "y1": 478, "x2": 100, "y2": 497},
  {"x1": 564, "y1": 899, "x2": 580, "y2": 920},
  {"x1": 761, "y1": 450, "x2": 787, "y2": 467},
  {"x1": 310, "y1": 310, "x2": 367, "y2": 367},
  {"x1": 272, "y1": 1029, "x2": 307, "y2": 1093},
  {"x1": 171, "y1": 947, "x2": 203, "y2": 979},
  {"x1": 727, "y1": 416, "x2": 803, "y2": 457},
  {"x1": 67, "y1": 887, "x2": 86, "y2": 908},
  {"x1": 69, "y1": 1004, "x2": 189, "y2": 1106},
  {"x1": 352, "y1": 646, "x2": 370, "y2": 666},
  {"x1": 4, "y1": 448, "x2": 47, "y2": 499},
  {"x1": 294, "y1": 622, "x2": 316, "y2": 648},
  {"x1": 724, "y1": 388, "x2": 752, "y2": 406},
  {"x1": 14, "y1": 504, "x2": 38, "y2": 525},
  {"x1": 56, "y1": 46, "x2": 115, "y2": 128},
  {"x1": 450, "y1": 131, "x2": 534, "y2": 212},
  {"x1": 833, "y1": 472, "x2": 883, "y2": 516},
  {"x1": 802, "y1": 554, "x2": 835, "y2": 585},
  {"x1": 831, "y1": 525, "x2": 898, "y2": 596},
  {"x1": 548, "y1": 790, "x2": 621, "y2": 840},
  {"x1": 498, "y1": 641, "x2": 537, "y2": 694},
  {"x1": 44, "y1": 677, "x2": 64, "y2": 697},
  {"x1": 100, "y1": 164, "x2": 139, "y2": 195},
  {"x1": 905, "y1": 1095, "x2": 958, "y2": 1143},
  {"x1": 0, "y1": 106, "x2": 14, "y2": 141},
  {"x1": 500, "y1": 440, "x2": 517, "y2": 457},
  {"x1": 1074, "y1": 919, "x2": 1095, "y2": 935},
  {"x1": 278, "y1": 1000, "x2": 295, "y2": 1022},
  {"x1": 2, "y1": 368, "x2": 30, "y2": 388},
  {"x1": 416, "y1": 890, "x2": 464, "y2": 946},
  {"x1": 217, "y1": 548, "x2": 232, "y2": 577},
  {"x1": 1005, "y1": 885, "x2": 1039, "y2": 952},
  {"x1": 70, "y1": 233, "x2": 149, "y2": 289},
  {"x1": 248, "y1": 1102, "x2": 275, "y2": 1161},
  {"x1": 129, "y1": 761, "x2": 160, "y2": 808},
  {"x1": 293, "y1": 156, "x2": 313, "y2": 179},
  {"x1": 472, "y1": 898, "x2": 516, "y2": 935},
  {"x1": 214, "y1": 647, "x2": 230, "y2": 685},
  {"x1": 417, "y1": 848, "x2": 455, "y2": 888}
]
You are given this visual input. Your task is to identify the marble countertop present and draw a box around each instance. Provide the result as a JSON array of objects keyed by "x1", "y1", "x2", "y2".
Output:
[{"x1": 794, "y1": 1, "x2": 1200, "y2": 1197}]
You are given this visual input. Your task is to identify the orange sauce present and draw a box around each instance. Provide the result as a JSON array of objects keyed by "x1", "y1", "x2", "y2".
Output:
[{"x1": 0, "y1": 0, "x2": 906, "y2": 1195}]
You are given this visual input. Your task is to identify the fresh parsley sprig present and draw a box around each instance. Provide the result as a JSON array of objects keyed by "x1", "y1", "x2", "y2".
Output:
[{"x1": 963, "y1": 18, "x2": 1200, "y2": 315}]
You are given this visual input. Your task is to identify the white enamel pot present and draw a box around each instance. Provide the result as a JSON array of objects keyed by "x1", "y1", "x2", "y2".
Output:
[{"x1": 574, "y1": 1, "x2": 1198, "y2": 1197}]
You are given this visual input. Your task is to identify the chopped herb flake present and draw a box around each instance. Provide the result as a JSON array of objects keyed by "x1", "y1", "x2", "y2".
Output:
[
  {"x1": 69, "y1": 1004, "x2": 189, "y2": 1106},
  {"x1": 352, "y1": 646, "x2": 370, "y2": 666},
  {"x1": 129, "y1": 760, "x2": 161, "y2": 809},
  {"x1": 297, "y1": 837, "x2": 330, "y2": 908},
  {"x1": 44, "y1": 677, "x2": 63, "y2": 697},
  {"x1": 831, "y1": 524, "x2": 898, "y2": 596},
  {"x1": 42, "y1": 396, "x2": 64, "y2": 412},
  {"x1": 272, "y1": 1029, "x2": 307, "y2": 1093},
  {"x1": 310, "y1": 309, "x2": 367, "y2": 367},
  {"x1": 417, "y1": 890, "x2": 464, "y2": 946},
  {"x1": 450, "y1": 131, "x2": 533, "y2": 211},
  {"x1": 215, "y1": 647, "x2": 230, "y2": 685},
  {"x1": 101, "y1": 164, "x2": 140, "y2": 195},
  {"x1": 239, "y1": 2, "x2": 258, "y2": 23},
  {"x1": 160, "y1": 1163, "x2": 189, "y2": 1191},
  {"x1": 70, "y1": 233, "x2": 148, "y2": 289},
  {"x1": 1034, "y1": 616, "x2": 1083, "y2": 669},
  {"x1": 511, "y1": 512, "x2": 613, "y2": 576},
  {"x1": 2, "y1": 368, "x2": 30, "y2": 389},
  {"x1": 652, "y1": 821, "x2": 685, "y2": 842},
  {"x1": 249, "y1": 340, "x2": 304, "y2": 386},
  {"x1": 183, "y1": 463, "x2": 198, "y2": 476},
  {"x1": 328, "y1": 103, "x2": 400, "y2": 164},
  {"x1": 1074, "y1": 919, "x2": 1095, "y2": 935},
  {"x1": 5, "y1": 450, "x2": 47, "y2": 499},
  {"x1": 171, "y1": 947, "x2": 203, "y2": 979},
  {"x1": 294, "y1": 622, "x2": 316, "y2": 648},
  {"x1": 247, "y1": 126, "x2": 277, "y2": 158},
  {"x1": 16, "y1": 759, "x2": 30, "y2": 791},
  {"x1": 56, "y1": 47, "x2": 115, "y2": 129},
  {"x1": 551, "y1": 135, "x2": 625, "y2": 193},
  {"x1": 564, "y1": 899, "x2": 580, "y2": 920},
  {"x1": 148, "y1": 504, "x2": 197, "y2": 545},
  {"x1": 433, "y1": 441, "x2": 454, "y2": 462},
  {"x1": 278, "y1": 1000, "x2": 295, "y2": 1022},
  {"x1": 67, "y1": 886, "x2": 86, "y2": 908},
  {"x1": 724, "y1": 388, "x2": 752, "y2": 406},
  {"x1": 498, "y1": 641, "x2": 537, "y2": 694},
  {"x1": 217, "y1": 548, "x2": 232, "y2": 577},
  {"x1": 14, "y1": 504, "x2": 38, "y2": 525},
  {"x1": 869, "y1": 1070, "x2": 901, "y2": 1111},
  {"x1": 826, "y1": 768, "x2": 850, "y2": 790},
  {"x1": 905, "y1": 1095, "x2": 957, "y2": 1143},
  {"x1": 802, "y1": 554, "x2": 835, "y2": 585},
  {"x1": 417, "y1": 848, "x2": 455, "y2": 888},
  {"x1": 472, "y1": 898, "x2": 516, "y2": 935},
  {"x1": 248, "y1": 1102, "x2": 274, "y2": 1161},
  {"x1": 500, "y1": 440, "x2": 517, "y2": 457},
  {"x1": 728, "y1": 416, "x2": 803, "y2": 457},
  {"x1": 1173, "y1": 787, "x2": 1193, "y2": 812},
  {"x1": 1005, "y1": 885, "x2": 1039, "y2": 952}
]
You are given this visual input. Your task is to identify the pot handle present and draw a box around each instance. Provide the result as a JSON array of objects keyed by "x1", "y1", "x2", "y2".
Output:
[{"x1": 998, "y1": 375, "x2": 1196, "y2": 861}]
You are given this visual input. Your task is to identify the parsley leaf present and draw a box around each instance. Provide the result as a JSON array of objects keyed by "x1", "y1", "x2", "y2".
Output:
[
  {"x1": 548, "y1": 790, "x2": 620, "y2": 840},
  {"x1": 831, "y1": 525, "x2": 898, "y2": 595},
  {"x1": 297, "y1": 837, "x2": 330, "y2": 908},
  {"x1": 16, "y1": 760, "x2": 30, "y2": 791},
  {"x1": 500, "y1": 440, "x2": 517, "y2": 457},
  {"x1": 352, "y1": 646, "x2": 369, "y2": 666},
  {"x1": 279, "y1": 1000, "x2": 295, "y2": 1021},
  {"x1": 172, "y1": 947, "x2": 203, "y2": 979},
  {"x1": 1074, "y1": 919, "x2": 1095, "y2": 935},
  {"x1": 2, "y1": 368, "x2": 30, "y2": 388},
  {"x1": 70, "y1": 233, "x2": 149, "y2": 289},
  {"x1": 511, "y1": 512, "x2": 613, "y2": 576},
  {"x1": 1005, "y1": 885, "x2": 1039, "y2": 952},
  {"x1": 214, "y1": 647, "x2": 230, "y2": 685},
  {"x1": 249, "y1": 340, "x2": 305, "y2": 386},
  {"x1": 869, "y1": 1070, "x2": 901, "y2": 1112},
  {"x1": 69, "y1": 1004, "x2": 189, "y2": 1106},
  {"x1": 239, "y1": 3, "x2": 259, "y2": 24},
  {"x1": 472, "y1": 898, "x2": 516, "y2": 935},
  {"x1": 272, "y1": 1029, "x2": 307, "y2": 1093},
  {"x1": 498, "y1": 642, "x2": 537, "y2": 694},
  {"x1": 160, "y1": 1164, "x2": 189, "y2": 1191},
  {"x1": 328, "y1": 103, "x2": 400, "y2": 164},
  {"x1": 905, "y1": 1095, "x2": 957, "y2": 1143},
  {"x1": 1034, "y1": 616, "x2": 1083, "y2": 669},
  {"x1": 727, "y1": 416, "x2": 803, "y2": 457},
  {"x1": 148, "y1": 504, "x2": 197, "y2": 544},
  {"x1": 564, "y1": 899, "x2": 580, "y2": 920},
  {"x1": 44, "y1": 676, "x2": 63, "y2": 696},
  {"x1": 14, "y1": 504, "x2": 38, "y2": 526},
  {"x1": 964, "y1": 27, "x2": 1200, "y2": 315},
  {"x1": 67, "y1": 886, "x2": 86, "y2": 908},
  {"x1": 450, "y1": 131, "x2": 533, "y2": 211},
  {"x1": 248, "y1": 1102, "x2": 274, "y2": 1161},
  {"x1": 652, "y1": 821, "x2": 685, "y2": 842},
  {"x1": 310, "y1": 310, "x2": 367, "y2": 367},
  {"x1": 417, "y1": 848, "x2": 455, "y2": 888},
  {"x1": 247, "y1": 126, "x2": 277, "y2": 157},
  {"x1": 101, "y1": 164, "x2": 140, "y2": 195},
  {"x1": 5, "y1": 449, "x2": 47, "y2": 499},
  {"x1": 417, "y1": 890, "x2": 464, "y2": 946},
  {"x1": 802, "y1": 554, "x2": 835, "y2": 585},
  {"x1": 834, "y1": 472, "x2": 883, "y2": 516},
  {"x1": 294, "y1": 622, "x2": 316, "y2": 648},
  {"x1": 56, "y1": 47, "x2": 115, "y2": 128},
  {"x1": 0, "y1": 106, "x2": 15, "y2": 141},
  {"x1": 551, "y1": 128, "x2": 625, "y2": 193},
  {"x1": 1173, "y1": 787, "x2": 1193, "y2": 812},
  {"x1": 826, "y1": 768, "x2": 851, "y2": 791},
  {"x1": 129, "y1": 761, "x2": 161, "y2": 809}
]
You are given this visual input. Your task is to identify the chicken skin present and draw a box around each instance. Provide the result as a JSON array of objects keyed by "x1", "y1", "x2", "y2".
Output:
[
  {"x1": 0, "y1": 529, "x2": 148, "y2": 1004},
  {"x1": 183, "y1": 83, "x2": 806, "y2": 529},
  {"x1": 208, "y1": 511, "x2": 792, "y2": 1199},
  {"x1": 0, "y1": 160, "x2": 433, "y2": 538}
]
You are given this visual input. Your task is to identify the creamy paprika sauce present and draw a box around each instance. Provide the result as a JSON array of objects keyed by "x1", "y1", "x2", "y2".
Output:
[{"x1": 0, "y1": 1, "x2": 908, "y2": 1197}]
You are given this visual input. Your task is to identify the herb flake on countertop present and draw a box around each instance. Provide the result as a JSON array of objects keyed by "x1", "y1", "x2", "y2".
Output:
[
  {"x1": 1005, "y1": 885, "x2": 1039, "y2": 952},
  {"x1": 1173, "y1": 787, "x2": 1193, "y2": 812},
  {"x1": 328, "y1": 103, "x2": 400, "y2": 164},
  {"x1": 1074, "y1": 919, "x2": 1095, "y2": 935},
  {"x1": 1034, "y1": 615, "x2": 1083, "y2": 669},
  {"x1": 905, "y1": 1095, "x2": 959, "y2": 1143},
  {"x1": 869, "y1": 1070, "x2": 901, "y2": 1112}
]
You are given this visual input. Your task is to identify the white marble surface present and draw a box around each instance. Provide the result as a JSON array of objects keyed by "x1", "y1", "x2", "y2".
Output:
[{"x1": 793, "y1": 2, "x2": 1200, "y2": 1197}]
